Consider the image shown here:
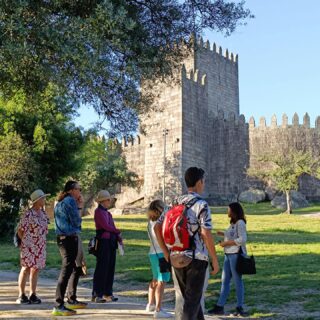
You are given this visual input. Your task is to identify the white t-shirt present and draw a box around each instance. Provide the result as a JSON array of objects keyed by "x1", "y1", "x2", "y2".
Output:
[{"x1": 148, "y1": 220, "x2": 163, "y2": 255}]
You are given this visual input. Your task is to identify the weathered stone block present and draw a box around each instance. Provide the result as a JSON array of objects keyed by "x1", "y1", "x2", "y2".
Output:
[
  {"x1": 271, "y1": 191, "x2": 309, "y2": 210},
  {"x1": 239, "y1": 189, "x2": 266, "y2": 204}
]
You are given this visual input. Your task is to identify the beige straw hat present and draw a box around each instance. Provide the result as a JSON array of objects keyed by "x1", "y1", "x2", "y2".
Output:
[
  {"x1": 30, "y1": 189, "x2": 50, "y2": 204},
  {"x1": 95, "y1": 190, "x2": 112, "y2": 203}
]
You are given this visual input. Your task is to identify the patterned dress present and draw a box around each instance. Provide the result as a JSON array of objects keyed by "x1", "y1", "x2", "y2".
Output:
[{"x1": 19, "y1": 209, "x2": 48, "y2": 269}]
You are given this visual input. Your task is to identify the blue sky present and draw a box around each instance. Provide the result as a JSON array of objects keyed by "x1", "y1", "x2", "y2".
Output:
[{"x1": 75, "y1": 0, "x2": 320, "y2": 129}]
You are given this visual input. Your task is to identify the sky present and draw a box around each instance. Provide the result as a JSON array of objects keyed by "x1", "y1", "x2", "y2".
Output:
[{"x1": 75, "y1": 0, "x2": 320, "y2": 129}]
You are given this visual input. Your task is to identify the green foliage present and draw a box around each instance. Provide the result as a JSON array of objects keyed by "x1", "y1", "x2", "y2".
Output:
[
  {"x1": 0, "y1": 132, "x2": 36, "y2": 235},
  {"x1": 0, "y1": 87, "x2": 84, "y2": 236},
  {"x1": 0, "y1": 87, "x2": 84, "y2": 193},
  {"x1": 77, "y1": 134, "x2": 137, "y2": 206},
  {"x1": 249, "y1": 151, "x2": 320, "y2": 194},
  {"x1": 249, "y1": 151, "x2": 320, "y2": 213},
  {"x1": 0, "y1": 0, "x2": 252, "y2": 135}
]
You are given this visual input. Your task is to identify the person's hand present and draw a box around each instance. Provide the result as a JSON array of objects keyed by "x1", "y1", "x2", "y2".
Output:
[
  {"x1": 216, "y1": 231, "x2": 225, "y2": 237},
  {"x1": 210, "y1": 259, "x2": 220, "y2": 276},
  {"x1": 219, "y1": 241, "x2": 227, "y2": 248},
  {"x1": 163, "y1": 250, "x2": 170, "y2": 262},
  {"x1": 77, "y1": 195, "x2": 84, "y2": 208}
]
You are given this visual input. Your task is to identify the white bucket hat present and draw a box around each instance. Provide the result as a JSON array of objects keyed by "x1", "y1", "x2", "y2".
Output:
[
  {"x1": 30, "y1": 189, "x2": 50, "y2": 204},
  {"x1": 95, "y1": 190, "x2": 112, "y2": 203}
]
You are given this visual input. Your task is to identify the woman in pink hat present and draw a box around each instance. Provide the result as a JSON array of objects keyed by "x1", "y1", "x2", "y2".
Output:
[{"x1": 16, "y1": 190, "x2": 49, "y2": 305}]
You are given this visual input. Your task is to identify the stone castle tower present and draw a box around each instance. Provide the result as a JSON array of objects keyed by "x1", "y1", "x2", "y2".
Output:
[{"x1": 116, "y1": 38, "x2": 320, "y2": 207}]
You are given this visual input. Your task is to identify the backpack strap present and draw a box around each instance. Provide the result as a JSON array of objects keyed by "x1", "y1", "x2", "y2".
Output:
[{"x1": 184, "y1": 196, "x2": 202, "y2": 259}]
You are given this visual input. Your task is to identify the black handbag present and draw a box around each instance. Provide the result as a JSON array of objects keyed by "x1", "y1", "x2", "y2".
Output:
[
  {"x1": 148, "y1": 222, "x2": 171, "y2": 273},
  {"x1": 236, "y1": 247, "x2": 256, "y2": 275}
]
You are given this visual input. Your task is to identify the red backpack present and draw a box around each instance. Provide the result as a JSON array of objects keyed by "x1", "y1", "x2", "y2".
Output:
[{"x1": 162, "y1": 198, "x2": 200, "y2": 252}]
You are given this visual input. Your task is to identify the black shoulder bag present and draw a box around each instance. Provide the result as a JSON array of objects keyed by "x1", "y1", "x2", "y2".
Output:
[{"x1": 235, "y1": 222, "x2": 256, "y2": 275}]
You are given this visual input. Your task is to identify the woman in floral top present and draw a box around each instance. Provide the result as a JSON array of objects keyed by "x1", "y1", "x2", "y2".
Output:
[{"x1": 17, "y1": 190, "x2": 49, "y2": 305}]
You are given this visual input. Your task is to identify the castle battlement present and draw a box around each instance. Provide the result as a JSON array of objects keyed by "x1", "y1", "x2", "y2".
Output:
[
  {"x1": 120, "y1": 135, "x2": 142, "y2": 148},
  {"x1": 182, "y1": 65, "x2": 207, "y2": 85},
  {"x1": 249, "y1": 113, "x2": 320, "y2": 129},
  {"x1": 196, "y1": 36, "x2": 238, "y2": 64}
]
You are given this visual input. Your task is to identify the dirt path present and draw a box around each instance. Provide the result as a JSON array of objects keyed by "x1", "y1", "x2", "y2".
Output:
[{"x1": 0, "y1": 271, "x2": 221, "y2": 320}]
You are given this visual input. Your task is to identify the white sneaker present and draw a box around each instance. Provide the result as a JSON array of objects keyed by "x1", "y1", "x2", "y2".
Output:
[
  {"x1": 154, "y1": 310, "x2": 172, "y2": 318},
  {"x1": 146, "y1": 304, "x2": 156, "y2": 312}
]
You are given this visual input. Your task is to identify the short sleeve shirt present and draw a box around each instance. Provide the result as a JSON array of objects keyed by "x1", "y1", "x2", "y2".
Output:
[{"x1": 157, "y1": 192, "x2": 212, "y2": 261}]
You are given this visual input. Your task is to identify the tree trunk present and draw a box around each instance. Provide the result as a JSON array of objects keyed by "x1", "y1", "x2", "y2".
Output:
[{"x1": 285, "y1": 190, "x2": 292, "y2": 214}]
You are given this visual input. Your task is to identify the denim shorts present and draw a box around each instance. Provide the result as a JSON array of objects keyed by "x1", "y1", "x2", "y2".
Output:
[{"x1": 149, "y1": 253, "x2": 170, "y2": 282}]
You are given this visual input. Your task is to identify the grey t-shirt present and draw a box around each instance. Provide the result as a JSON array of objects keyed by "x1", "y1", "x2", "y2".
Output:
[{"x1": 157, "y1": 192, "x2": 212, "y2": 261}]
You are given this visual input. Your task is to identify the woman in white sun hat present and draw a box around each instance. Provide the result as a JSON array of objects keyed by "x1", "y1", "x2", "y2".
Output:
[
  {"x1": 16, "y1": 189, "x2": 50, "y2": 305},
  {"x1": 92, "y1": 190, "x2": 123, "y2": 303}
]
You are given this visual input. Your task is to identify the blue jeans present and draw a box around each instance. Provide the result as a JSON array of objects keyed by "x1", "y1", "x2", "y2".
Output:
[{"x1": 217, "y1": 254, "x2": 244, "y2": 308}]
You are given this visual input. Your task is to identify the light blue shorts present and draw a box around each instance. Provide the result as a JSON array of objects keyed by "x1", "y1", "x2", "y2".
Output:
[{"x1": 149, "y1": 253, "x2": 171, "y2": 282}]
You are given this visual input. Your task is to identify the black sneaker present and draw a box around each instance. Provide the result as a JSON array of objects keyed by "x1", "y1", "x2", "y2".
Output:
[
  {"x1": 208, "y1": 304, "x2": 224, "y2": 315},
  {"x1": 29, "y1": 293, "x2": 41, "y2": 304},
  {"x1": 16, "y1": 294, "x2": 30, "y2": 304},
  {"x1": 66, "y1": 299, "x2": 88, "y2": 309},
  {"x1": 233, "y1": 306, "x2": 249, "y2": 317}
]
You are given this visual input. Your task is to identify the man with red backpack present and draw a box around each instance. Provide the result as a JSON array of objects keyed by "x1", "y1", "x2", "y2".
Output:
[{"x1": 154, "y1": 167, "x2": 220, "y2": 320}]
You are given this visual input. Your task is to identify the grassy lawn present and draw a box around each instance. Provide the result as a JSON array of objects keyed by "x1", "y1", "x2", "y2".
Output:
[{"x1": 1, "y1": 202, "x2": 320, "y2": 319}]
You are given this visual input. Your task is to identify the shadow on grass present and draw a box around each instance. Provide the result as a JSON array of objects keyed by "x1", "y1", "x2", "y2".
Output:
[{"x1": 250, "y1": 230, "x2": 320, "y2": 244}]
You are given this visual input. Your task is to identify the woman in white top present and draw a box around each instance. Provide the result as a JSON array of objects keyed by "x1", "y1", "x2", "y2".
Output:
[
  {"x1": 146, "y1": 200, "x2": 171, "y2": 319},
  {"x1": 209, "y1": 202, "x2": 248, "y2": 317}
]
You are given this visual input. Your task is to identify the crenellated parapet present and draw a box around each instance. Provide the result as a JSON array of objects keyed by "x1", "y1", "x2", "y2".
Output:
[
  {"x1": 248, "y1": 113, "x2": 320, "y2": 129},
  {"x1": 121, "y1": 135, "x2": 142, "y2": 148},
  {"x1": 213, "y1": 109, "x2": 247, "y2": 127},
  {"x1": 196, "y1": 37, "x2": 238, "y2": 64},
  {"x1": 181, "y1": 65, "x2": 207, "y2": 86}
]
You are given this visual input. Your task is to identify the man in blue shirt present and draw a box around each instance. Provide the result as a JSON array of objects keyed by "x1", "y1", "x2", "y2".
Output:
[{"x1": 52, "y1": 180, "x2": 87, "y2": 316}]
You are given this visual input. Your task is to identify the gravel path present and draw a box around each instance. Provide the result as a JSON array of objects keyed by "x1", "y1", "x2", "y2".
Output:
[{"x1": 0, "y1": 271, "x2": 222, "y2": 320}]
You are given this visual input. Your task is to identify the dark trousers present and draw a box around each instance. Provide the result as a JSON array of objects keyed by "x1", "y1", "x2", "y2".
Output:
[
  {"x1": 174, "y1": 259, "x2": 208, "y2": 320},
  {"x1": 93, "y1": 238, "x2": 117, "y2": 298},
  {"x1": 55, "y1": 236, "x2": 81, "y2": 306}
]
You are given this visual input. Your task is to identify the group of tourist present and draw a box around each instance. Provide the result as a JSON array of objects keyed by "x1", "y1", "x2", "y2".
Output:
[{"x1": 15, "y1": 167, "x2": 249, "y2": 319}]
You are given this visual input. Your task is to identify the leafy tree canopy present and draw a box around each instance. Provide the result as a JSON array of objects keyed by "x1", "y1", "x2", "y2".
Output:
[
  {"x1": 0, "y1": 0, "x2": 252, "y2": 135},
  {"x1": 249, "y1": 151, "x2": 320, "y2": 213},
  {"x1": 0, "y1": 86, "x2": 84, "y2": 194},
  {"x1": 76, "y1": 133, "x2": 137, "y2": 210}
]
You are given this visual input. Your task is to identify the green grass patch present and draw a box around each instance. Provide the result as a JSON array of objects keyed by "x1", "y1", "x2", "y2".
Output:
[{"x1": 1, "y1": 202, "x2": 320, "y2": 318}]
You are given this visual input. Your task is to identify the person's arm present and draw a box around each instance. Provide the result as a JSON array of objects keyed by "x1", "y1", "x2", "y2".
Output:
[
  {"x1": 201, "y1": 228, "x2": 220, "y2": 275},
  {"x1": 220, "y1": 221, "x2": 247, "y2": 248},
  {"x1": 96, "y1": 210, "x2": 120, "y2": 234},
  {"x1": 67, "y1": 199, "x2": 82, "y2": 228},
  {"x1": 154, "y1": 223, "x2": 170, "y2": 262}
]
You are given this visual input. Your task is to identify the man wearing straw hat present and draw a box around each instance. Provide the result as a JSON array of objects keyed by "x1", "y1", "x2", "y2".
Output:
[{"x1": 16, "y1": 189, "x2": 50, "y2": 304}]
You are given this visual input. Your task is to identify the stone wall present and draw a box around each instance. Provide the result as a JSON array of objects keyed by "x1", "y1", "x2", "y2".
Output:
[
  {"x1": 195, "y1": 38, "x2": 239, "y2": 119},
  {"x1": 208, "y1": 113, "x2": 249, "y2": 197},
  {"x1": 181, "y1": 67, "x2": 208, "y2": 193},
  {"x1": 248, "y1": 113, "x2": 320, "y2": 200}
]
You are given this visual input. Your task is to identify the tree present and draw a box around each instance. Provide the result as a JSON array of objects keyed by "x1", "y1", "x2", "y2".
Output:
[
  {"x1": 0, "y1": 0, "x2": 252, "y2": 135},
  {"x1": 0, "y1": 132, "x2": 36, "y2": 235},
  {"x1": 0, "y1": 86, "x2": 84, "y2": 194},
  {"x1": 248, "y1": 151, "x2": 320, "y2": 214},
  {"x1": 76, "y1": 133, "x2": 137, "y2": 212},
  {"x1": 0, "y1": 87, "x2": 85, "y2": 236}
]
